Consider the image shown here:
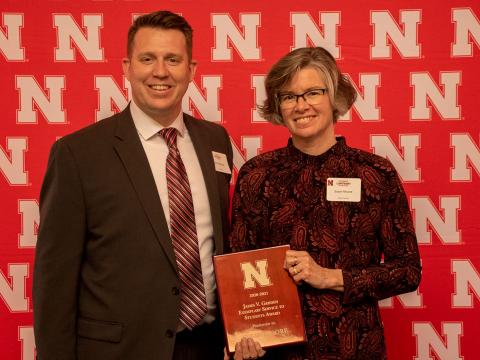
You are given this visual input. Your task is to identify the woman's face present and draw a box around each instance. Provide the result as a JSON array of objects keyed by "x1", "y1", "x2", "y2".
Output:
[{"x1": 279, "y1": 67, "x2": 336, "y2": 151}]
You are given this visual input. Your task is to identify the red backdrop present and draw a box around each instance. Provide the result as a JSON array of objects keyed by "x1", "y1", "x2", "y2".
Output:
[{"x1": 1, "y1": 1, "x2": 479, "y2": 359}]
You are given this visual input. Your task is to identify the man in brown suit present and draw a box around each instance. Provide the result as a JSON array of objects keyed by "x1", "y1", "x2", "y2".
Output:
[{"x1": 33, "y1": 10, "x2": 232, "y2": 360}]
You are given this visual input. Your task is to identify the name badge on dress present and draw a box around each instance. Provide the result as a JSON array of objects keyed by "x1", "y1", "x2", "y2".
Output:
[
  {"x1": 326, "y1": 178, "x2": 361, "y2": 202},
  {"x1": 212, "y1": 151, "x2": 231, "y2": 174}
]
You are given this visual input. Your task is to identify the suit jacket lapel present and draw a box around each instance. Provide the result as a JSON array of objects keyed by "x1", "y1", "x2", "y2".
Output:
[
  {"x1": 112, "y1": 107, "x2": 178, "y2": 270},
  {"x1": 184, "y1": 115, "x2": 224, "y2": 255}
]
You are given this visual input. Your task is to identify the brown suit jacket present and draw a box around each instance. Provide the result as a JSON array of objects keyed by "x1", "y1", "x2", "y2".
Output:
[{"x1": 33, "y1": 106, "x2": 233, "y2": 360}]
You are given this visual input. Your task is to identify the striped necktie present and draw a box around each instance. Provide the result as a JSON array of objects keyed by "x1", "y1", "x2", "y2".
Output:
[{"x1": 159, "y1": 127, "x2": 207, "y2": 330}]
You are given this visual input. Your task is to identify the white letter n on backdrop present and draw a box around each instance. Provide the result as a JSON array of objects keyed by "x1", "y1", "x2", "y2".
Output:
[{"x1": 211, "y1": 13, "x2": 261, "y2": 61}]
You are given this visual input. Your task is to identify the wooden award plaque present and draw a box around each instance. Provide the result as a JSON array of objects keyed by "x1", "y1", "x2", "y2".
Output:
[{"x1": 213, "y1": 245, "x2": 306, "y2": 354}]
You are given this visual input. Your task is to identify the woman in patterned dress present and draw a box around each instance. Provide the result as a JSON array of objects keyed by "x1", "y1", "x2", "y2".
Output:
[{"x1": 228, "y1": 47, "x2": 421, "y2": 360}]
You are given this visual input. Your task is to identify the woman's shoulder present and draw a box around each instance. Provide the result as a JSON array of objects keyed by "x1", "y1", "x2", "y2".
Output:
[
  {"x1": 346, "y1": 146, "x2": 397, "y2": 175},
  {"x1": 240, "y1": 146, "x2": 290, "y2": 172}
]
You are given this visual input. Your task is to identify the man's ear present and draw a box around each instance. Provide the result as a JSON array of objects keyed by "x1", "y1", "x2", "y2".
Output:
[
  {"x1": 189, "y1": 60, "x2": 198, "y2": 81},
  {"x1": 122, "y1": 57, "x2": 131, "y2": 80}
]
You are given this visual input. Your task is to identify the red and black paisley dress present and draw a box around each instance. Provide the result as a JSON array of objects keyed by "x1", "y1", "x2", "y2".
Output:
[{"x1": 228, "y1": 137, "x2": 422, "y2": 360}]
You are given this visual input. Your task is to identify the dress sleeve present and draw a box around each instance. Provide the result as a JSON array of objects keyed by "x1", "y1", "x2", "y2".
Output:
[
  {"x1": 228, "y1": 162, "x2": 269, "y2": 253},
  {"x1": 342, "y1": 169, "x2": 422, "y2": 304}
]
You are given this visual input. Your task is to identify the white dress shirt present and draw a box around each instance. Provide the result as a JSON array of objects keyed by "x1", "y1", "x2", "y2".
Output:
[{"x1": 129, "y1": 100, "x2": 217, "y2": 327}]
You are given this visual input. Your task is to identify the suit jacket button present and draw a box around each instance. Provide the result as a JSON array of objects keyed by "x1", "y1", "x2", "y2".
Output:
[
  {"x1": 172, "y1": 287, "x2": 180, "y2": 295},
  {"x1": 165, "y1": 329, "x2": 174, "y2": 338}
]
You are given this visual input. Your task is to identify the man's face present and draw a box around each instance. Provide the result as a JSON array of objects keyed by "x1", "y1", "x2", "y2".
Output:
[{"x1": 122, "y1": 27, "x2": 196, "y2": 126}]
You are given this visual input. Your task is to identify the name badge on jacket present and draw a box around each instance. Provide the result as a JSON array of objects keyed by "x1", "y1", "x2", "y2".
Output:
[
  {"x1": 212, "y1": 151, "x2": 231, "y2": 174},
  {"x1": 326, "y1": 178, "x2": 361, "y2": 202}
]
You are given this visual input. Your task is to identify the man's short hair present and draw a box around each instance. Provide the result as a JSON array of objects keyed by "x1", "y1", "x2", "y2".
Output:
[{"x1": 127, "y1": 10, "x2": 193, "y2": 60}]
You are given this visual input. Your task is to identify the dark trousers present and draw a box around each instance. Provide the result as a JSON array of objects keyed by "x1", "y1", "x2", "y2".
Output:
[{"x1": 173, "y1": 321, "x2": 225, "y2": 360}]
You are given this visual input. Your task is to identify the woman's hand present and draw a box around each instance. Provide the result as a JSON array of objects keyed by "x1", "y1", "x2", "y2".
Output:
[
  {"x1": 223, "y1": 338, "x2": 266, "y2": 360},
  {"x1": 284, "y1": 250, "x2": 344, "y2": 291}
]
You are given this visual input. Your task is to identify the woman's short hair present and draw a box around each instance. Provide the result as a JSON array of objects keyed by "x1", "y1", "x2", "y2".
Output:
[{"x1": 258, "y1": 47, "x2": 357, "y2": 125}]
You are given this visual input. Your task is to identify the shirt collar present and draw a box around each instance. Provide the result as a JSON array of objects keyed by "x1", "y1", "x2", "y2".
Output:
[{"x1": 129, "y1": 99, "x2": 186, "y2": 141}]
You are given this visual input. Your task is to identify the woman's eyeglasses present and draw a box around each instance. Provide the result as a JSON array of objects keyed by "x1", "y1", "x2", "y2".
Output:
[{"x1": 277, "y1": 88, "x2": 328, "y2": 109}]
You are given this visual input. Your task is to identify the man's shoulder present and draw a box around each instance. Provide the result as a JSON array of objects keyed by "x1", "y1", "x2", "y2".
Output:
[
  {"x1": 60, "y1": 110, "x2": 127, "y2": 145},
  {"x1": 184, "y1": 113, "x2": 228, "y2": 135}
]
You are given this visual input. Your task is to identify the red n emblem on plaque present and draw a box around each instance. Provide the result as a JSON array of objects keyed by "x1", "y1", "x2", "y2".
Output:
[{"x1": 240, "y1": 260, "x2": 273, "y2": 289}]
